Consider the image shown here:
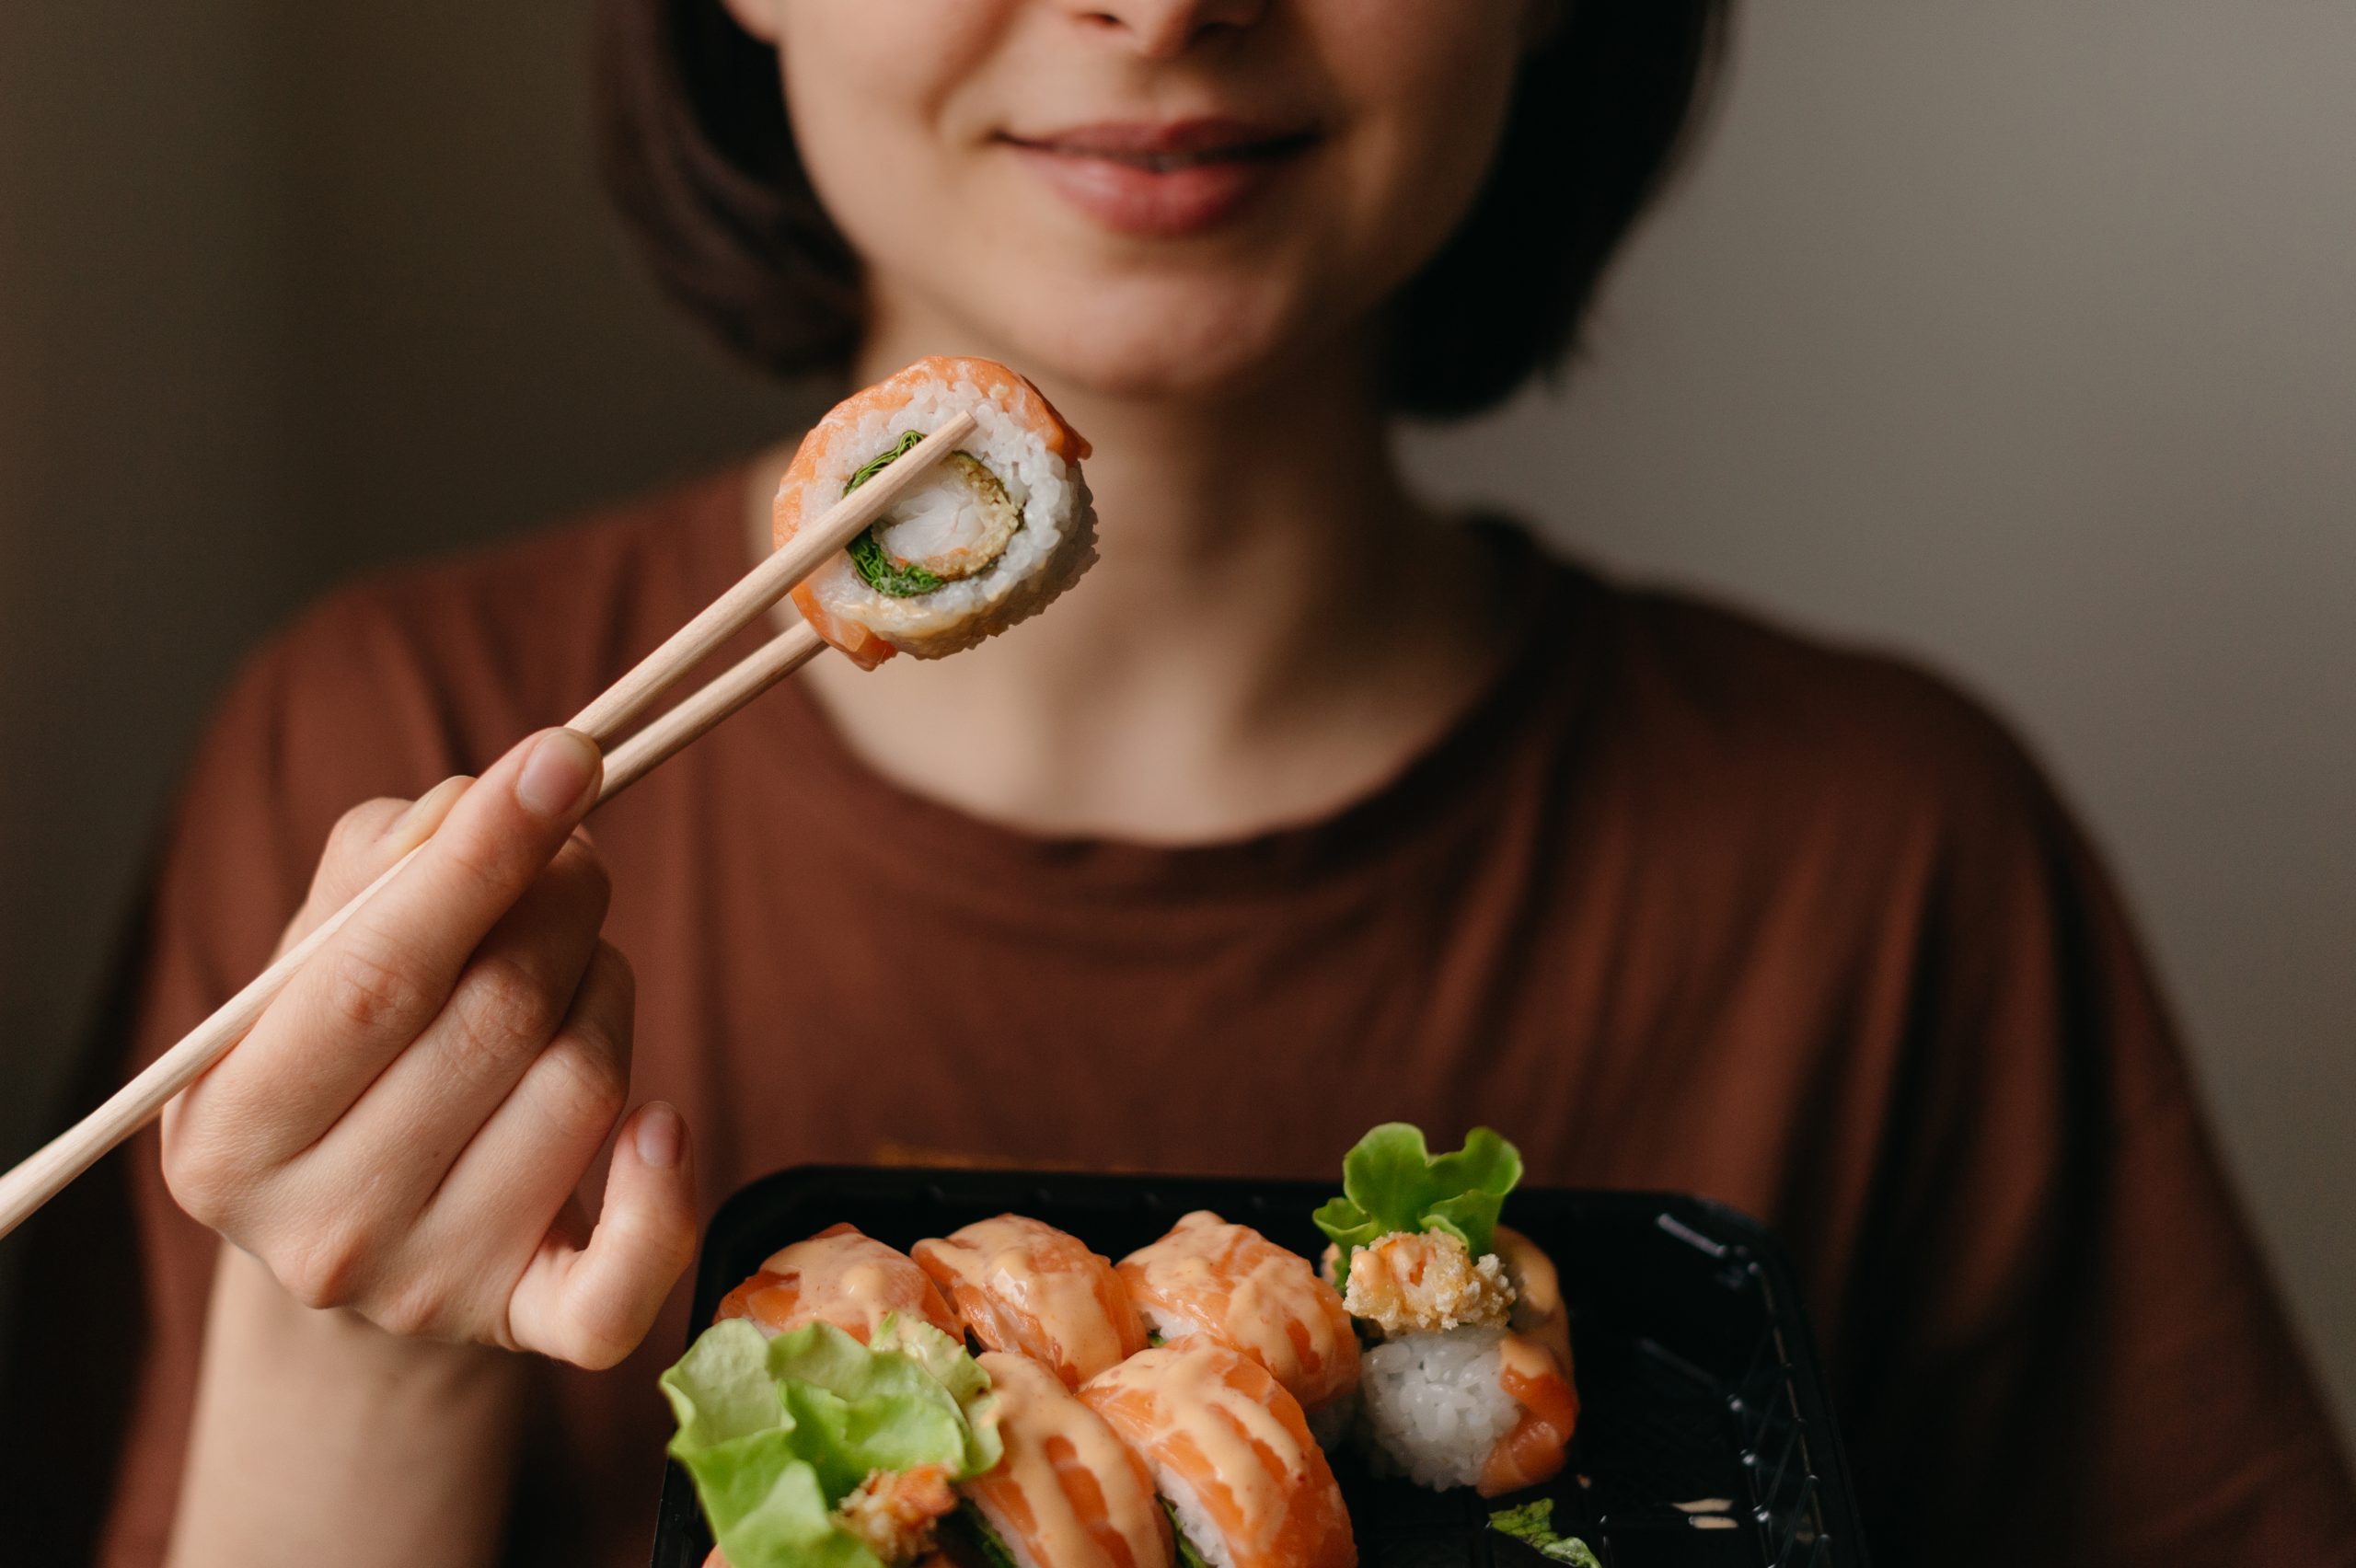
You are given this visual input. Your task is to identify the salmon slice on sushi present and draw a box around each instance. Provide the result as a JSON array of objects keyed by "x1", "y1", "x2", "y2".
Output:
[
  {"x1": 776, "y1": 355, "x2": 1096, "y2": 666},
  {"x1": 914, "y1": 1215, "x2": 1147, "y2": 1389},
  {"x1": 715, "y1": 1221, "x2": 963, "y2": 1344},
  {"x1": 958, "y1": 1351, "x2": 1175, "y2": 1568},
  {"x1": 1080, "y1": 1343, "x2": 1357, "y2": 1568},
  {"x1": 1114, "y1": 1211, "x2": 1360, "y2": 1438}
]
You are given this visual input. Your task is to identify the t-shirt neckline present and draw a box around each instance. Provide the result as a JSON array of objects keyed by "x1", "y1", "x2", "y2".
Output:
[{"x1": 688, "y1": 460, "x2": 1603, "y2": 905}]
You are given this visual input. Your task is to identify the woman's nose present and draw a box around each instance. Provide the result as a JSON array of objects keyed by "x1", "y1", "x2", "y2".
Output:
[{"x1": 1061, "y1": 0, "x2": 1273, "y2": 59}]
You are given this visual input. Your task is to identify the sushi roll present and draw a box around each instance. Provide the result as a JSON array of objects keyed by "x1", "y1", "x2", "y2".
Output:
[
  {"x1": 1114, "y1": 1212, "x2": 1360, "y2": 1432},
  {"x1": 1314, "y1": 1124, "x2": 1580, "y2": 1497},
  {"x1": 1080, "y1": 1343, "x2": 1357, "y2": 1568},
  {"x1": 715, "y1": 1221, "x2": 964, "y2": 1344},
  {"x1": 777, "y1": 355, "x2": 1096, "y2": 666},
  {"x1": 913, "y1": 1215, "x2": 1148, "y2": 1389},
  {"x1": 959, "y1": 1351, "x2": 1176, "y2": 1568}
]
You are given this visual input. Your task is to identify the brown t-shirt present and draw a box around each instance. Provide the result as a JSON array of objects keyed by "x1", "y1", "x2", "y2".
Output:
[{"x1": 7, "y1": 465, "x2": 2351, "y2": 1566}]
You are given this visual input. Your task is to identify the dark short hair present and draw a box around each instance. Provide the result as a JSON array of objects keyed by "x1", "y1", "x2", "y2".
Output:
[{"x1": 593, "y1": 1, "x2": 1730, "y2": 420}]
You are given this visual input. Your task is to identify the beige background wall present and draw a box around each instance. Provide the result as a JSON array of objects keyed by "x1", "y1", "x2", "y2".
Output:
[{"x1": 3, "y1": 1, "x2": 2349, "y2": 1440}]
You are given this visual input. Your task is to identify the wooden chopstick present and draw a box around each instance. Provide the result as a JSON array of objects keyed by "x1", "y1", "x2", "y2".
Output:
[
  {"x1": 570, "y1": 410, "x2": 973, "y2": 745},
  {"x1": 0, "y1": 411, "x2": 976, "y2": 1240}
]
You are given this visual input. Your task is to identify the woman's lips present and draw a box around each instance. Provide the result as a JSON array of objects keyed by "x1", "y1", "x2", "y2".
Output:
[{"x1": 1002, "y1": 119, "x2": 1317, "y2": 238}]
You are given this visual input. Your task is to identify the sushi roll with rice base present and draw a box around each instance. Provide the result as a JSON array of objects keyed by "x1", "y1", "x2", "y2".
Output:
[
  {"x1": 1116, "y1": 1211, "x2": 1362, "y2": 1446},
  {"x1": 778, "y1": 356, "x2": 1096, "y2": 665},
  {"x1": 958, "y1": 1351, "x2": 1175, "y2": 1568},
  {"x1": 663, "y1": 1229, "x2": 1002, "y2": 1568},
  {"x1": 714, "y1": 1220, "x2": 963, "y2": 1345},
  {"x1": 914, "y1": 1215, "x2": 1149, "y2": 1389},
  {"x1": 1080, "y1": 1342, "x2": 1357, "y2": 1568},
  {"x1": 1313, "y1": 1124, "x2": 1580, "y2": 1497}
]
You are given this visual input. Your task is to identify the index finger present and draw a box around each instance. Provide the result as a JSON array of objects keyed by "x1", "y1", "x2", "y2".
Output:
[{"x1": 214, "y1": 729, "x2": 605, "y2": 1151}]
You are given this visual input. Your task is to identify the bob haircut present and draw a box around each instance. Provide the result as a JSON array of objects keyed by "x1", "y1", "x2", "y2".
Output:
[{"x1": 594, "y1": 1, "x2": 1730, "y2": 421}]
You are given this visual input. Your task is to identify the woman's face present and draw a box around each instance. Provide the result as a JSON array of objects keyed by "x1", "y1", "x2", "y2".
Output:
[{"x1": 724, "y1": 0, "x2": 1541, "y2": 401}]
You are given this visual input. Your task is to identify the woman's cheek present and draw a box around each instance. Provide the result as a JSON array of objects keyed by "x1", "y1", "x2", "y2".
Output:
[
  {"x1": 772, "y1": 6, "x2": 989, "y2": 263},
  {"x1": 1328, "y1": 19, "x2": 1524, "y2": 283}
]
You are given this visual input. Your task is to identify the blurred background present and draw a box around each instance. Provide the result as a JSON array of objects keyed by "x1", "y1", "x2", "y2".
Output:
[{"x1": 1, "y1": 0, "x2": 2348, "y2": 1444}]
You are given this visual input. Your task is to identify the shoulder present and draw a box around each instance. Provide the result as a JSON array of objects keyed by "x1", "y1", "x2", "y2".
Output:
[
  {"x1": 1566, "y1": 565, "x2": 2063, "y2": 868},
  {"x1": 229, "y1": 465, "x2": 746, "y2": 784},
  {"x1": 169, "y1": 466, "x2": 748, "y2": 891}
]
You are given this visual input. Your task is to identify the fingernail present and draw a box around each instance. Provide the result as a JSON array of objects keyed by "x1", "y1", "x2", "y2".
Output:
[
  {"x1": 514, "y1": 729, "x2": 600, "y2": 822},
  {"x1": 634, "y1": 1102, "x2": 685, "y2": 1170}
]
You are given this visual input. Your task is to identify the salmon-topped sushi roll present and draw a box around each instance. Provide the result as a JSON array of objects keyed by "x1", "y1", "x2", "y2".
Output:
[
  {"x1": 776, "y1": 355, "x2": 1095, "y2": 666},
  {"x1": 1080, "y1": 1343, "x2": 1357, "y2": 1568},
  {"x1": 960, "y1": 1352, "x2": 1175, "y2": 1568},
  {"x1": 914, "y1": 1215, "x2": 1147, "y2": 1388},
  {"x1": 1116, "y1": 1212, "x2": 1360, "y2": 1422},
  {"x1": 714, "y1": 1222, "x2": 962, "y2": 1343},
  {"x1": 1313, "y1": 1124, "x2": 1582, "y2": 1497}
]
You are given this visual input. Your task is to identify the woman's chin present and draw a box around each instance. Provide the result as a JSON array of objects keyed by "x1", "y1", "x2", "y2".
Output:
[{"x1": 986, "y1": 294, "x2": 1345, "y2": 409}]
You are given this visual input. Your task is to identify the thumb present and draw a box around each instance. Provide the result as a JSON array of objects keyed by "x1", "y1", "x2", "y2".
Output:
[{"x1": 505, "y1": 1101, "x2": 699, "y2": 1369}]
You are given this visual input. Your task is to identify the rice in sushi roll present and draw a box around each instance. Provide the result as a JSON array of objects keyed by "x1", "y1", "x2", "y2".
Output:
[
  {"x1": 776, "y1": 355, "x2": 1096, "y2": 666},
  {"x1": 913, "y1": 1214, "x2": 1148, "y2": 1389},
  {"x1": 1080, "y1": 1343, "x2": 1357, "y2": 1568}
]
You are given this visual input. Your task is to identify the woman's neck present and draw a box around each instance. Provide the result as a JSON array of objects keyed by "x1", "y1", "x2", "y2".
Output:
[{"x1": 758, "y1": 323, "x2": 1513, "y2": 843}]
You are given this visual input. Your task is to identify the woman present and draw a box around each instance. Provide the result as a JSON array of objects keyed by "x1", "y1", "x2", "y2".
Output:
[{"x1": 9, "y1": 2, "x2": 2350, "y2": 1564}]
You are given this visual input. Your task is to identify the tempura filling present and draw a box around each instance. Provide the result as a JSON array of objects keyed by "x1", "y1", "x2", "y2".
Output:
[
  {"x1": 843, "y1": 430, "x2": 1025, "y2": 597},
  {"x1": 1337, "y1": 1230, "x2": 1516, "y2": 1338}
]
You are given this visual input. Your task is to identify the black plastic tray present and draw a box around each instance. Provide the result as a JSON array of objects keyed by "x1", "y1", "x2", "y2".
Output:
[{"x1": 652, "y1": 1169, "x2": 1869, "y2": 1568}]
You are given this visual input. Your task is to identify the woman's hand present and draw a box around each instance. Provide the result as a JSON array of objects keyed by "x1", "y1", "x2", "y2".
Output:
[{"x1": 158, "y1": 728, "x2": 699, "y2": 1368}]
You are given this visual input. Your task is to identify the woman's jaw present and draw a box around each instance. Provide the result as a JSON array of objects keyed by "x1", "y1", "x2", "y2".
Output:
[{"x1": 768, "y1": 0, "x2": 1529, "y2": 409}]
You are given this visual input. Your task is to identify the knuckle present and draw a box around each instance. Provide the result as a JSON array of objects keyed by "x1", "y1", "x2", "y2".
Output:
[
  {"x1": 372, "y1": 1274, "x2": 450, "y2": 1340},
  {"x1": 595, "y1": 942, "x2": 638, "y2": 1016},
  {"x1": 318, "y1": 937, "x2": 433, "y2": 1037},
  {"x1": 458, "y1": 953, "x2": 564, "y2": 1057},
  {"x1": 277, "y1": 1221, "x2": 373, "y2": 1312},
  {"x1": 534, "y1": 1033, "x2": 629, "y2": 1144},
  {"x1": 327, "y1": 799, "x2": 401, "y2": 867},
  {"x1": 559, "y1": 1315, "x2": 633, "y2": 1371},
  {"x1": 542, "y1": 1283, "x2": 639, "y2": 1370},
  {"x1": 158, "y1": 1125, "x2": 237, "y2": 1229}
]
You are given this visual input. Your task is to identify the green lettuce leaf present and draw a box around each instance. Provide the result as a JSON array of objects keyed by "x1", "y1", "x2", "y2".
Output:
[
  {"x1": 660, "y1": 1314, "x2": 1003, "y2": 1568},
  {"x1": 1487, "y1": 1499, "x2": 1602, "y2": 1566},
  {"x1": 872, "y1": 1315, "x2": 993, "y2": 1413},
  {"x1": 1312, "y1": 1123, "x2": 1524, "y2": 1288}
]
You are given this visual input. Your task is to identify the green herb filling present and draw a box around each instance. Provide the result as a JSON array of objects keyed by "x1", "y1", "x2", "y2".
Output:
[
  {"x1": 838, "y1": 429, "x2": 1022, "y2": 599},
  {"x1": 961, "y1": 1504, "x2": 1022, "y2": 1568},
  {"x1": 1488, "y1": 1499, "x2": 1602, "y2": 1566}
]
